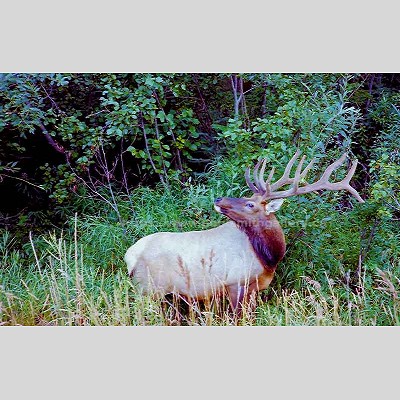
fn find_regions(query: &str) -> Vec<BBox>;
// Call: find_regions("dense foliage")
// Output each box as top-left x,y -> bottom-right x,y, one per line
0,73 -> 399,325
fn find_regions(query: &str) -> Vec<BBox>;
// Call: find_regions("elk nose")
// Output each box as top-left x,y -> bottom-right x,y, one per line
214,197 -> 223,203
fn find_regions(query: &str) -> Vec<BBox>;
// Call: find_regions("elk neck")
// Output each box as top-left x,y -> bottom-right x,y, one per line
236,214 -> 286,271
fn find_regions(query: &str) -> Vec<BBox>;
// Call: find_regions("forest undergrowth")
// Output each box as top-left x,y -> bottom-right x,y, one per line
1,175 -> 399,326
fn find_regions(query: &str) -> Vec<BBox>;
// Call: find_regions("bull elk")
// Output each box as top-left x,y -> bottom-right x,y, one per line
124,150 -> 364,311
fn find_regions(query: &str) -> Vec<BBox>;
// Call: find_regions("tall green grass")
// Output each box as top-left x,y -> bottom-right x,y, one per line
1,174 -> 399,326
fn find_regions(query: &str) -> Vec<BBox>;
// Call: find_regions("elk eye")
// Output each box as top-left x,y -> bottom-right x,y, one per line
246,202 -> 254,208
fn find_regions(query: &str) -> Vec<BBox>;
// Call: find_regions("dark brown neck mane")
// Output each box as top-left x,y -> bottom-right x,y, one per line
237,217 -> 286,270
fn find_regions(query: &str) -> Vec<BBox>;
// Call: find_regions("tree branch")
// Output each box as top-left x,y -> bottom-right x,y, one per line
139,112 -> 168,187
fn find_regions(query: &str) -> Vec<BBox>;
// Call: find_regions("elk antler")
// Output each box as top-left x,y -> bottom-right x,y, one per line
245,150 -> 365,203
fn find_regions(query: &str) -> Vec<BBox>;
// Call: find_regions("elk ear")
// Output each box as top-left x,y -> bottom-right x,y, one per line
265,198 -> 285,215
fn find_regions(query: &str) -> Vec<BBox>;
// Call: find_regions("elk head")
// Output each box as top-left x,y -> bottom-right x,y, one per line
214,150 -> 364,227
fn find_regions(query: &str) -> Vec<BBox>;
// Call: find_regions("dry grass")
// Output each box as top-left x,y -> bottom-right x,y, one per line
1,203 -> 399,326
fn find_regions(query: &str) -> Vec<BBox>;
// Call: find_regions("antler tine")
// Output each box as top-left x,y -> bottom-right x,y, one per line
264,167 -> 275,197
258,159 -> 268,192
343,158 -> 358,184
293,155 -> 306,192
253,160 -> 263,191
270,150 -> 301,191
263,152 -> 364,203
246,150 -> 364,203
300,158 -> 315,180
315,154 -> 365,203
318,152 -> 347,184
245,158 -> 273,196
341,159 -> 365,203
266,167 -> 275,184
245,166 -> 259,194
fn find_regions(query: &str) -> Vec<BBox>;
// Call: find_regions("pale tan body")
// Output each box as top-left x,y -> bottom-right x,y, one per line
124,221 -> 274,304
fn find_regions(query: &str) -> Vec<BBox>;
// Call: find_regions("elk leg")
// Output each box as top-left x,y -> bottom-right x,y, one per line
227,285 -> 245,314
228,279 -> 265,317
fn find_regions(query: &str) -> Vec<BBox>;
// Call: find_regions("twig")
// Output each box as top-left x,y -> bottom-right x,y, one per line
40,83 -> 65,115
191,74 -> 215,141
261,82 -> 268,117
230,74 -> 242,119
154,118 -> 171,179
98,142 -> 123,224
72,168 -> 121,218
29,231 -> 42,277
119,139 -> 135,212
359,217 -> 379,265
139,112 -> 168,187
0,173 -> 46,190
26,100 -> 69,159
152,90 -> 184,176
365,74 -> 375,113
